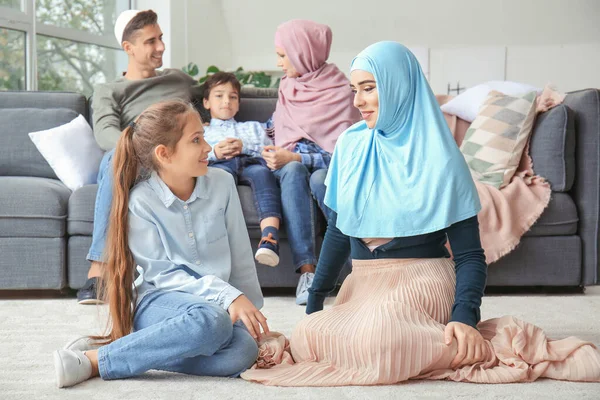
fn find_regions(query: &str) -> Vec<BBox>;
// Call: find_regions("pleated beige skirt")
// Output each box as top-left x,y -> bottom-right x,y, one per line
241,258 -> 600,386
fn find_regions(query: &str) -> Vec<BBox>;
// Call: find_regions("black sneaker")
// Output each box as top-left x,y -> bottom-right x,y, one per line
76,277 -> 104,305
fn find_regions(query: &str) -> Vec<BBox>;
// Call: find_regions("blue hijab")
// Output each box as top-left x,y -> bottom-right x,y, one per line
324,42 -> 481,238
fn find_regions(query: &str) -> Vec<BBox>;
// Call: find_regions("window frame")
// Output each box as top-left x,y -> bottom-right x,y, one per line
0,0 -> 132,91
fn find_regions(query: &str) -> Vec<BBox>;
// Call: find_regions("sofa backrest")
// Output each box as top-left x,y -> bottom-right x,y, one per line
235,88 -> 278,123
0,91 -> 88,178
529,104 -> 576,192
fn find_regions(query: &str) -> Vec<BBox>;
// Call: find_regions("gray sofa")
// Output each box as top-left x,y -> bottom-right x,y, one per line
0,88 -> 598,292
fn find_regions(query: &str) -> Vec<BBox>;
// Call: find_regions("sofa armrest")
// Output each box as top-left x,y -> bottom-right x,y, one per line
564,89 -> 600,285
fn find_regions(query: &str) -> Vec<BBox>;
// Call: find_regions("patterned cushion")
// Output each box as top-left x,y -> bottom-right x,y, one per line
460,90 -> 537,189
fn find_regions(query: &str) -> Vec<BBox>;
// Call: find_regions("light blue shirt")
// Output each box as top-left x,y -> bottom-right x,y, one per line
129,168 -> 264,311
204,118 -> 273,160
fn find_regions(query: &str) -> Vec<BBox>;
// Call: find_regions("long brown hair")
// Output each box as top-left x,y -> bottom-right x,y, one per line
96,100 -> 199,343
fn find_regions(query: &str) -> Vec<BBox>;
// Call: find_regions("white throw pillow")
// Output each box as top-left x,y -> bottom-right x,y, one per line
440,81 -> 542,122
29,114 -> 104,191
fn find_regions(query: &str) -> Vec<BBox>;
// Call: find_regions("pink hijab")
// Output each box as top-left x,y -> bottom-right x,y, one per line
273,20 -> 360,153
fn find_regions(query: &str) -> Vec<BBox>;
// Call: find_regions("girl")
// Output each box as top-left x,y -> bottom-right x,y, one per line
241,42 -> 600,386
261,19 -> 361,305
54,100 -> 268,388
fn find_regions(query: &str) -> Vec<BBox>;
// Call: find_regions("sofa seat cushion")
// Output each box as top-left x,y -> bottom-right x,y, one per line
525,192 -> 578,236
68,184 -> 98,235
68,183 -> 325,239
69,185 -> 270,237
529,104 -> 576,192
0,176 -> 70,237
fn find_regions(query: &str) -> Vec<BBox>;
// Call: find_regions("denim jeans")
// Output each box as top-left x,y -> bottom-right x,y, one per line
209,156 -> 282,221
272,161 -> 318,270
87,149 -> 115,262
309,168 -> 332,222
97,290 -> 258,380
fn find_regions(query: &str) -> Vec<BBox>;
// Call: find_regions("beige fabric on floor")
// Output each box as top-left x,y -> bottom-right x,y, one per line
242,258 -> 600,386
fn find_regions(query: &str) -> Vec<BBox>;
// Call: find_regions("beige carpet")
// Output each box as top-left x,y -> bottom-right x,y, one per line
1,287 -> 600,399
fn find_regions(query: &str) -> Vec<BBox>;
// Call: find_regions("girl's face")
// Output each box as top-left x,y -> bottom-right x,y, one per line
275,47 -> 300,78
203,81 -> 240,121
164,113 -> 212,177
350,69 -> 379,129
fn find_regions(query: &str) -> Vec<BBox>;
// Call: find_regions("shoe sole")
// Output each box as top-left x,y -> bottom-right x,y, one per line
77,298 -> 105,305
255,248 -> 279,267
53,350 -> 66,388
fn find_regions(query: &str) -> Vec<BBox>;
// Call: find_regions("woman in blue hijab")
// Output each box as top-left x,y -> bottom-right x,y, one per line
241,42 -> 600,386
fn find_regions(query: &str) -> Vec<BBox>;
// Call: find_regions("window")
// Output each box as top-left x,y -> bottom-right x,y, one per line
0,0 -> 130,94
0,28 -> 26,90
0,0 -> 22,10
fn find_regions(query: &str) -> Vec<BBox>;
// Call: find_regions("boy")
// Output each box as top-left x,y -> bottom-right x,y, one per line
203,72 -> 281,267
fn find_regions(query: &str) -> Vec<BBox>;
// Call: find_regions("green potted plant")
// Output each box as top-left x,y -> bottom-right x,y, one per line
182,63 -> 280,88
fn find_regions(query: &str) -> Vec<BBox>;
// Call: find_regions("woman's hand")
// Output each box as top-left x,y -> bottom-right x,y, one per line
444,321 -> 487,368
228,295 -> 270,340
261,145 -> 301,170
214,138 -> 243,159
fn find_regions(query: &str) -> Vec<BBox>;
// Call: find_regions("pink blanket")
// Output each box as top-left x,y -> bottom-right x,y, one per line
436,94 -> 553,263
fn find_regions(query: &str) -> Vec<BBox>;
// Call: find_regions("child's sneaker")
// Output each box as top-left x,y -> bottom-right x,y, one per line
255,230 -> 280,267
53,349 -> 93,388
296,272 -> 315,305
64,336 -> 103,352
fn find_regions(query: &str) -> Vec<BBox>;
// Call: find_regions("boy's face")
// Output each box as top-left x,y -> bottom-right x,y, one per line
203,82 -> 240,121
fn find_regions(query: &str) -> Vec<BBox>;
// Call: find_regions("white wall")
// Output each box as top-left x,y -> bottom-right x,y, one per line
134,0 -> 173,67
142,0 -> 600,91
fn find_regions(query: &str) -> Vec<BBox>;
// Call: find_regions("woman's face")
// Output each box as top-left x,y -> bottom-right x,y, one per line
350,69 -> 379,129
275,47 -> 300,78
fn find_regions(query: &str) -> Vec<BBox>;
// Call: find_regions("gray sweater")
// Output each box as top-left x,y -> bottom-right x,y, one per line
91,69 -> 201,150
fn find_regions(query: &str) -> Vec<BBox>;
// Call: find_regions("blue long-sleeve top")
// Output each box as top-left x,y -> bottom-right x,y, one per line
307,212 -> 487,328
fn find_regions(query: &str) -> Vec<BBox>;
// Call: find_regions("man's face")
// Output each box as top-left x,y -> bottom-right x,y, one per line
124,24 -> 165,71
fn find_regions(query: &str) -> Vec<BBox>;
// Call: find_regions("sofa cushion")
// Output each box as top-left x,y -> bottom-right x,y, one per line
460,90 -> 538,189
0,108 -> 79,178
0,176 -> 70,237
236,97 -> 278,123
68,183 -> 324,240
68,184 -> 98,236
529,104 -> 576,192
525,192 -> 578,236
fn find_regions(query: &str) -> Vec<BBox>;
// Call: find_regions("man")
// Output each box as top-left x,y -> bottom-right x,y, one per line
77,9 -> 201,304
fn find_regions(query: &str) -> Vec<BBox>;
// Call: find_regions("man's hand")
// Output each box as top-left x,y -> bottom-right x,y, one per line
261,145 -> 301,170
214,138 -> 243,159
228,295 -> 270,340
444,321 -> 487,368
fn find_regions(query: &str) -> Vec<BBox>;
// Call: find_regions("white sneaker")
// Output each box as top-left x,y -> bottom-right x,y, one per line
53,349 -> 93,388
296,272 -> 315,306
64,336 -> 102,352
254,247 -> 280,267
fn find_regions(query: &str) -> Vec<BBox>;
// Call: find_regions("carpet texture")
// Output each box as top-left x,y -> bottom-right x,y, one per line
1,287 -> 599,399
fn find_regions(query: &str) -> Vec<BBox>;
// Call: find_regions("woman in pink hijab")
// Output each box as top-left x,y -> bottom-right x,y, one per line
261,19 -> 360,306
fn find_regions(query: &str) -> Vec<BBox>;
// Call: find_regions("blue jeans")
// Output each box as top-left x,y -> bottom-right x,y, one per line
87,149 -> 115,262
97,290 -> 258,380
209,156 -> 282,221
273,161 -> 318,271
309,168 -> 332,222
